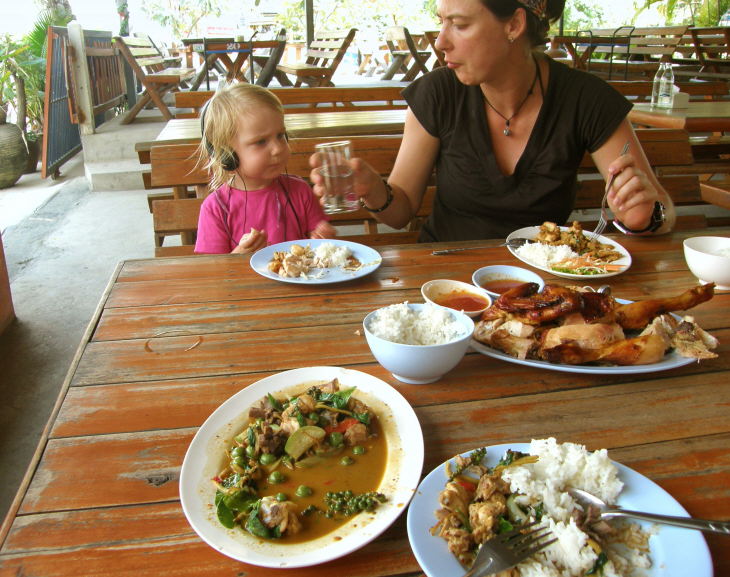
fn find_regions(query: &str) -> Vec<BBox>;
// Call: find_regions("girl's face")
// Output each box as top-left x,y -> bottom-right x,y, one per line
230,106 -> 289,189
435,0 -> 512,85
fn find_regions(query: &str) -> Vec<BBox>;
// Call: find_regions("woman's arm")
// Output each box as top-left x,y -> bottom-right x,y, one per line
590,118 -> 676,234
310,109 -> 440,230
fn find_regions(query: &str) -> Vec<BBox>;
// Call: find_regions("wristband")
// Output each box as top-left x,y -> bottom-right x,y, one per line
613,201 -> 666,234
359,180 -> 394,213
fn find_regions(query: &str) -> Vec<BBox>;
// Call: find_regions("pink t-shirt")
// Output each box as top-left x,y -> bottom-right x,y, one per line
194,175 -> 328,254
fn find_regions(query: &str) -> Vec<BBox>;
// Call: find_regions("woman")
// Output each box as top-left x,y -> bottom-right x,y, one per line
311,0 -> 676,241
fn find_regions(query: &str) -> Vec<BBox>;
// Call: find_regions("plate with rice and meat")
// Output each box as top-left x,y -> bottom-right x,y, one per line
506,222 -> 631,279
250,239 -> 382,284
406,438 -> 712,577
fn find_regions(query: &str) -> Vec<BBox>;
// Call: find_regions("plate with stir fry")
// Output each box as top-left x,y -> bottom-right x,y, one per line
406,441 -> 712,577
180,366 -> 423,568
506,222 -> 631,279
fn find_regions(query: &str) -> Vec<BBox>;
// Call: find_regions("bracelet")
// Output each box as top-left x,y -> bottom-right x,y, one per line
359,180 -> 394,213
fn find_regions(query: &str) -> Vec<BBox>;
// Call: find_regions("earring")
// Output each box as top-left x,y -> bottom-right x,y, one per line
508,36 -> 514,43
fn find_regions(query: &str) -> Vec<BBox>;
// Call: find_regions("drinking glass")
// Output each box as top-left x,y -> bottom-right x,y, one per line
315,140 -> 359,214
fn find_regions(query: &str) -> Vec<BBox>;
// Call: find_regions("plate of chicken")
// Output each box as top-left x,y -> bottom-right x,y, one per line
471,283 -> 718,374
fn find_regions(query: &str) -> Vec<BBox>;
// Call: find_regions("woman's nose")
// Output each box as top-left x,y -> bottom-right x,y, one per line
434,30 -> 447,52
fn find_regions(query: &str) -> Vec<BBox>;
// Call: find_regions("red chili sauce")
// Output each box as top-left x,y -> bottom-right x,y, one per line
433,290 -> 489,312
480,278 -> 525,294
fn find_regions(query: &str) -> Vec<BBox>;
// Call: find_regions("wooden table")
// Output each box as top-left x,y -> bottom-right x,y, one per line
629,101 -> 730,131
182,38 -> 281,90
1,228 -> 728,576
146,108 -> 407,149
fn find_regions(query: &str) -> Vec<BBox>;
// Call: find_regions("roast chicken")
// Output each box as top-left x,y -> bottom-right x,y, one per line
474,283 -> 718,366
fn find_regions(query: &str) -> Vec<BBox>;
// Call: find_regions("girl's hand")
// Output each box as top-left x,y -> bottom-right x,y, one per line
605,153 -> 657,229
310,221 -> 336,239
232,228 -> 268,254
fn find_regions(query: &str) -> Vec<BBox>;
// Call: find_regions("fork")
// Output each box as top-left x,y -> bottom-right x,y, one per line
590,142 -> 630,241
464,521 -> 556,577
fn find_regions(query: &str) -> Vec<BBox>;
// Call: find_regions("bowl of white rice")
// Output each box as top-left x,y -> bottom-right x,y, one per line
363,302 -> 474,384
683,236 -> 730,290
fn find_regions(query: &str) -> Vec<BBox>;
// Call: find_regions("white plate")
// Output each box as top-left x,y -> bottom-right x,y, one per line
180,366 -> 424,568
506,226 -> 632,279
471,298 -> 695,374
250,239 -> 382,284
407,443 -> 712,577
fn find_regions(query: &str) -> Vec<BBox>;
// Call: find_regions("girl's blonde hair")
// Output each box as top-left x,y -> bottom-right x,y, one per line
199,83 -> 285,191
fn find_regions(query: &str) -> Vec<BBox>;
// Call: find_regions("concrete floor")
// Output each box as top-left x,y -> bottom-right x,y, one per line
0,154 -> 154,522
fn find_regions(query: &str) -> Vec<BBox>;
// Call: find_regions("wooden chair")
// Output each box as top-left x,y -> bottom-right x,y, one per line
581,26 -> 689,80
174,85 -> 406,118
114,35 -> 196,124
251,28 -> 288,87
275,28 -> 357,87
608,79 -> 729,102
381,26 -> 431,81
690,27 -> 730,74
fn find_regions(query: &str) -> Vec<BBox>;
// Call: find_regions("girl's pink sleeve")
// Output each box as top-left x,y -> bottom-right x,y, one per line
194,196 -> 233,254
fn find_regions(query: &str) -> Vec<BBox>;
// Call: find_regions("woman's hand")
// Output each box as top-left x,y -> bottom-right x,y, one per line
309,154 -> 382,206
310,220 -> 336,239
605,152 -> 657,230
232,228 -> 268,254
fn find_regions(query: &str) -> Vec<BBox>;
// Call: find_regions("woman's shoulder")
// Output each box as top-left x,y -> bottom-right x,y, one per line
548,57 -> 619,95
403,66 -> 465,100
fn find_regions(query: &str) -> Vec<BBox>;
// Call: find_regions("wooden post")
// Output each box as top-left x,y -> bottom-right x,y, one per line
67,21 -> 95,136
0,232 -> 15,334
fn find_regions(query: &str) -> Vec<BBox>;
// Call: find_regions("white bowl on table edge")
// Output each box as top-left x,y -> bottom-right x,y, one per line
683,236 -> 730,290
471,265 -> 545,299
363,303 -> 474,385
421,279 -> 492,318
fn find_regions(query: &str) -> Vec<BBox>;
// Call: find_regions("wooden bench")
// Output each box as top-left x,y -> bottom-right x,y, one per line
149,129 -> 727,256
690,26 -> 730,74
275,29 -> 357,87
174,85 -> 407,118
114,35 -> 196,124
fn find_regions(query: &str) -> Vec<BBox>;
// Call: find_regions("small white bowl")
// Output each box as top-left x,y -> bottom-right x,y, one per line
421,279 -> 492,318
472,265 -> 545,299
363,303 -> 474,384
683,236 -> 730,290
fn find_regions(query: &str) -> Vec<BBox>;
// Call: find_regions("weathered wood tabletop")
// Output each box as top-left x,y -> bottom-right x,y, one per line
629,101 -> 730,132
1,228 -> 728,576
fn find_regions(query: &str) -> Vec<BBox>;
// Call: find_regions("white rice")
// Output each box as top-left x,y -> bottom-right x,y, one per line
313,242 -> 351,268
366,302 -> 466,345
516,242 -> 579,268
500,438 -> 647,577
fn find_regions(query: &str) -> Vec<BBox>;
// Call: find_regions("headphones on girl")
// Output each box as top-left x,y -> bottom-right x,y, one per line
200,99 -> 240,171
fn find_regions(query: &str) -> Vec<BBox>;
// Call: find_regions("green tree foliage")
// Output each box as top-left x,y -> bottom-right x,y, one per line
558,0 -> 606,32
635,0 -> 730,25
142,0 -> 224,40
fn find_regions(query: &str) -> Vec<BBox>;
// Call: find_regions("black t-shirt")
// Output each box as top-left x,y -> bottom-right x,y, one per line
403,58 -> 632,242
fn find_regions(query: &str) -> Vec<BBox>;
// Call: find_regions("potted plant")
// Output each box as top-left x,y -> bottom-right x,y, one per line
0,34 -> 28,188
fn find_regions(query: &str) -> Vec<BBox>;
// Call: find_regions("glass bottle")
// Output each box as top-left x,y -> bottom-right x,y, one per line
657,62 -> 675,109
651,62 -> 665,107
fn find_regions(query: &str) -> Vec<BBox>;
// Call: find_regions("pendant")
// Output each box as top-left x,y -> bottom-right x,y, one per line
503,120 -> 511,137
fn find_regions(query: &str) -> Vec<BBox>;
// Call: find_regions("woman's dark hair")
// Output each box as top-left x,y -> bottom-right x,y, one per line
482,0 -> 565,46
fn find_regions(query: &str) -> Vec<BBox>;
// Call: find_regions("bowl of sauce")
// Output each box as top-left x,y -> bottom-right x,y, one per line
472,265 -> 545,299
421,279 -> 492,318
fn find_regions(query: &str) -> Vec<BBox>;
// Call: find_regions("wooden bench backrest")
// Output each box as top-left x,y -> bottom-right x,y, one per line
174,86 -> 407,118
115,35 -> 166,73
690,26 -> 730,72
304,28 -> 357,67
583,25 -> 688,59
150,129 -> 708,256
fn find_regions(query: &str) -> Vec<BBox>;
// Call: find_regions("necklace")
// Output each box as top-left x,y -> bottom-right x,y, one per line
482,56 -> 541,136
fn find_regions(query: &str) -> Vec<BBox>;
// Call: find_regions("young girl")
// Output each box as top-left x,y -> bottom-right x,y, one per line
195,83 -> 335,254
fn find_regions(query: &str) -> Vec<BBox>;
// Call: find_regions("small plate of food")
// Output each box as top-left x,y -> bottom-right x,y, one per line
179,366 -> 423,568
471,283 -> 718,374
250,239 -> 382,284
406,439 -> 712,577
506,222 -> 631,279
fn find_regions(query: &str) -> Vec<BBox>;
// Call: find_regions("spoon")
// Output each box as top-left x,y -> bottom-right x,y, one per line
569,488 -> 730,535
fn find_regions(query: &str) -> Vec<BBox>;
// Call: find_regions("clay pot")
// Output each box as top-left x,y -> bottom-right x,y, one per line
0,113 -> 28,188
